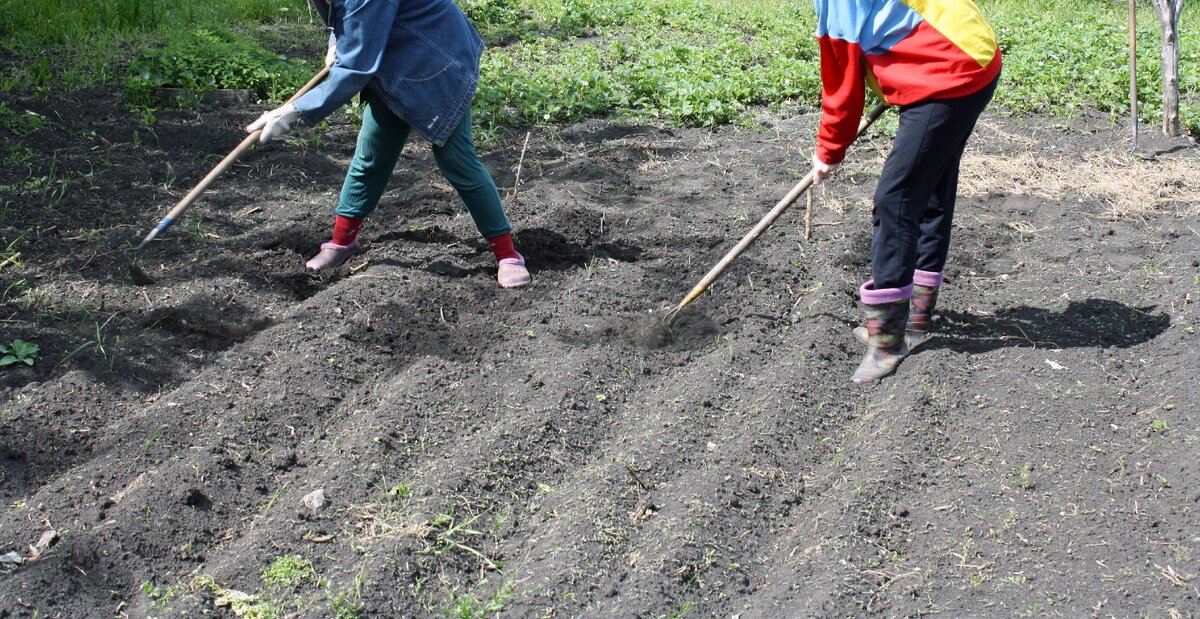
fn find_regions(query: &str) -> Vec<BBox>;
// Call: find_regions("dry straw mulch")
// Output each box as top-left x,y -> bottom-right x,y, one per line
960,120 -> 1200,219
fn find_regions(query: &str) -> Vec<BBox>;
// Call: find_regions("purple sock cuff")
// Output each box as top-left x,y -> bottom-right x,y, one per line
859,280 -> 913,304
913,269 -> 944,287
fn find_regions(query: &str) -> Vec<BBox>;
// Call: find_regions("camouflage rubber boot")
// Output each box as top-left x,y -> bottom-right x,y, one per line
853,270 -> 942,350
904,283 -> 939,349
851,297 -> 910,384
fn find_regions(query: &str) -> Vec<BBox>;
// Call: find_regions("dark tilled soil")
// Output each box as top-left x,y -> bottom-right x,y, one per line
1,88 -> 1198,618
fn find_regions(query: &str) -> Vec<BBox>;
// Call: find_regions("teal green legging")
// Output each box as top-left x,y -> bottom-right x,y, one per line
336,90 -> 511,239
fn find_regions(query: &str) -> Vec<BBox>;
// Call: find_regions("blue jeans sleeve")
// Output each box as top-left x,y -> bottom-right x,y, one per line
293,0 -> 400,124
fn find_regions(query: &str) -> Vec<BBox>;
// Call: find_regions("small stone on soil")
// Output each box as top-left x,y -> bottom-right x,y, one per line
302,489 -> 326,512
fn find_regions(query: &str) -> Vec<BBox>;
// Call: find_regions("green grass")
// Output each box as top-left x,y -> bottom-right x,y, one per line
469,0 -> 1200,133
0,0 -> 317,92
181,555 -> 363,618
0,0 -> 1196,134
0,101 -> 50,135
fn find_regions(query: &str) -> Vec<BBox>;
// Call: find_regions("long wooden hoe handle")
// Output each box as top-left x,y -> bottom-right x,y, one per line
671,102 -> 890,315
131,67 -> 331,250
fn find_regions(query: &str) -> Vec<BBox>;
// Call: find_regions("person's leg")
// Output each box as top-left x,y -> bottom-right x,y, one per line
907,77 -> 997,344
431,109 -> 529,288
914,158 -> 962,275
308,91 -> 411,270
337,91 -> 412,221
914,77 -> 996,274
430,108 -> 511,239
871,101 -> 966,291
855,87 -> 991,382
854,102 -> 957,381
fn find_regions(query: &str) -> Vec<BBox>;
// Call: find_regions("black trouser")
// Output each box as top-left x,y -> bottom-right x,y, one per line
870,75 -> 998,291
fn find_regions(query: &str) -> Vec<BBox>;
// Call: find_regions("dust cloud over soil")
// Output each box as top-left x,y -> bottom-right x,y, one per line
2,90 -> 1199,617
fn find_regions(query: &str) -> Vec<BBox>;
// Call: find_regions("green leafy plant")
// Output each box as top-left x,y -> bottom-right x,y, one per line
471,0 -> 822,131
124,28 -> 314,107
469,0 -> 1200,135
0,102 -> 50,136
191,574 -> 282,619
1,339 -> 39,366
262,555 -> 319,588
1013,463 -> 1033,490
387,481 -> 413,500
461,0 -> 535,43
141,581 -> 179,607
142,424 -> 166,455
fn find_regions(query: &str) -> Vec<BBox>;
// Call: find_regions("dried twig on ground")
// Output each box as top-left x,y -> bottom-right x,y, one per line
509,130 -> 532,204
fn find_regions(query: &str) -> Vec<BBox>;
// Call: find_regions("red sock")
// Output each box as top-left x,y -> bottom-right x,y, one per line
332,215 -> 364,246
487,232 -> 519,261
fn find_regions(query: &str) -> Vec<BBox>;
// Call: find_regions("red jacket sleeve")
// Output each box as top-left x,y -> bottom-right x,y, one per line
816,36 -> 867,165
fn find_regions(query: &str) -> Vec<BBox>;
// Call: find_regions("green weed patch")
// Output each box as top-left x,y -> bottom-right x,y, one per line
123,29 -> 314,106
474,0 -> 820,129
0,102 -> 50,136
993,12 -> 1200,131
469,0 -> 1199,134
0,0 -> 1196,133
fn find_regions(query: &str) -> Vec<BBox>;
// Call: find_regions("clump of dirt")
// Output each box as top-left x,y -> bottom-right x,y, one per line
636,308 -> 677,349
1,86 -> 1198,618
634,307 -> 722,351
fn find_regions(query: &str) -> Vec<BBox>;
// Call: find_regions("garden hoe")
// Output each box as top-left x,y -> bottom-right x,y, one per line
123,67 -> 330,285
642,102 -> 890,346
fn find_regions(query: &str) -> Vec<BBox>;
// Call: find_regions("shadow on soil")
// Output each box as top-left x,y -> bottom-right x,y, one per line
518,227 -> 645,271
933,298 -> 1169,351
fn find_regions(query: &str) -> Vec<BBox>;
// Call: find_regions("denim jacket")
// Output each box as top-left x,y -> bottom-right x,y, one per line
295,0 -> 484,146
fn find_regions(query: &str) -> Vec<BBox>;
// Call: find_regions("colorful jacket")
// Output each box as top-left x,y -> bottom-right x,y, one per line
295,0 -> 484,146
814,0 -> 1002,164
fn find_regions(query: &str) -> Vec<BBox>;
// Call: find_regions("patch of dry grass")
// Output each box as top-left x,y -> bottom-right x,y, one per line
821,118 -> 1200,221
960,150 -> 1200,219
351,502 -> 431,542
959,121 -> 1200,219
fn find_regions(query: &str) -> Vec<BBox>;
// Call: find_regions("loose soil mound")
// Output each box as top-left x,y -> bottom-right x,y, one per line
1,90 -> 1198,617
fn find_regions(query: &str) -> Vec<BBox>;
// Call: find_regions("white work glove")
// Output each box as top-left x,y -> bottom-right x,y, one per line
325,42 -> 336,67
811,152 -> 840,185
246,103 -> 299,144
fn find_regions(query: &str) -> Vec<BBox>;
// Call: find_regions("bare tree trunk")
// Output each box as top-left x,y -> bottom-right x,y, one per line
1151,0 -> 1184,137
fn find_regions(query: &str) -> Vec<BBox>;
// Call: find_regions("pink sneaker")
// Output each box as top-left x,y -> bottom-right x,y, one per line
497,253 -> 531,288
305,240 -> 359,271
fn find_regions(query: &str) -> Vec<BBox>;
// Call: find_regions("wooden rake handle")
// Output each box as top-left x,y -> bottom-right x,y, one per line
671,102 -> 890,315
133,67 -> 330,249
